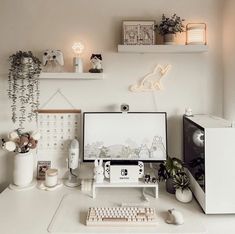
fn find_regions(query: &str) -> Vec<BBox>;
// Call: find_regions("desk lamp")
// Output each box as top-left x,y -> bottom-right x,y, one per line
72,42 -> 84,73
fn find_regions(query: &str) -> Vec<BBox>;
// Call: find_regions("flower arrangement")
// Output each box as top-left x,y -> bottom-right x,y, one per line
155,14 -> 185,36
8,51 -> 41,129
1,129 -> 40,153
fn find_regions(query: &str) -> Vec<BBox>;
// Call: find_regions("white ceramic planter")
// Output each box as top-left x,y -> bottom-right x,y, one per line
175,188 -> 193,203
164,33 -> 176,45
13,152 -> 34,187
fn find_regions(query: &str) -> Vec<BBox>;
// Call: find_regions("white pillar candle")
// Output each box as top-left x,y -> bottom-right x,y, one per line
45,169 -> 58,187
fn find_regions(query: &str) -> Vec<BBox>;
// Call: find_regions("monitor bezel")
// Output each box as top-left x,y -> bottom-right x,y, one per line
82,112 -> 168,163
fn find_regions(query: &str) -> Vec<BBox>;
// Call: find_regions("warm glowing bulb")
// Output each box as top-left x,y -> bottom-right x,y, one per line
72,42 -> 84,56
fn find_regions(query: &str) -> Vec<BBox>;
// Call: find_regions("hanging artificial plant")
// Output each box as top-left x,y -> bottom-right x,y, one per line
8,51 -> 41,129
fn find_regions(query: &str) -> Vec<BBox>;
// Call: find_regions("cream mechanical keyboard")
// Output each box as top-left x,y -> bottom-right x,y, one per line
86,206 -> 158,226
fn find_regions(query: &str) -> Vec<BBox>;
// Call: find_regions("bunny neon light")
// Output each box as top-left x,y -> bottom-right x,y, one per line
130,64 -> 171,92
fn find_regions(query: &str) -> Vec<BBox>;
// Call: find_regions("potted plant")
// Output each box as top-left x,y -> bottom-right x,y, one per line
8,51 -> 41,129
173,172 -> 192,203
158,157 -> 184,194
155,14 -> 185,45
1,129 -> 40,187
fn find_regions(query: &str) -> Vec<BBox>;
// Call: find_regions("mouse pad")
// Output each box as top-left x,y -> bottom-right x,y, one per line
48,187 -> 206,233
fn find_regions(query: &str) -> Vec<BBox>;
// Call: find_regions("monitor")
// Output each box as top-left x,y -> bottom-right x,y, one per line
83,112 -> 167,162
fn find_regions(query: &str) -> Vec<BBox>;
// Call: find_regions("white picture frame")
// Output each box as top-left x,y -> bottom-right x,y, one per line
123,20 -> 155,45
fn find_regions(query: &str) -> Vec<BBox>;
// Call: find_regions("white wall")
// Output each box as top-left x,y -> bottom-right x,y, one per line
223,0 -> 235,120
0,0 -> 224,191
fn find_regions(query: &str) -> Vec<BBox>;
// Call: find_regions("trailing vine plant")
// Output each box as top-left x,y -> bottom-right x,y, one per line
8,51 -> 41,129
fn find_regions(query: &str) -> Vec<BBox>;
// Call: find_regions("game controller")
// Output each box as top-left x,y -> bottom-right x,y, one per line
104,161 -> 144,179
42,50 -> 64,66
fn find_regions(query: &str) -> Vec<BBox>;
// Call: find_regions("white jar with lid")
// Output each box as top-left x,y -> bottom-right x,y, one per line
45,169 -> 58,187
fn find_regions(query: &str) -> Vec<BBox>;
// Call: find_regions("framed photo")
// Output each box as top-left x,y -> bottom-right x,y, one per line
123,20 -> 155,45
37,161 -> 51,180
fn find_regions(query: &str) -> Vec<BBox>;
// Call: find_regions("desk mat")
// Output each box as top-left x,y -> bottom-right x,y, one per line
48,187 -> 205,234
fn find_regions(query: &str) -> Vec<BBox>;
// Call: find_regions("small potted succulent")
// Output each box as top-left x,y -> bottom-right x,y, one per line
155,14 -> 185,45
2,129 -> 40,187
8,51 -> 41,129
158,157 -> 184,194
173,172 -> 192,203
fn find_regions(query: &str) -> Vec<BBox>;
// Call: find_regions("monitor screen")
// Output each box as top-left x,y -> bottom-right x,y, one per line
83,112 -> 167,162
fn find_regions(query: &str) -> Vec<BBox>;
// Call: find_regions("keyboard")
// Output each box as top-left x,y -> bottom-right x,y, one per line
86,206 -> 158,226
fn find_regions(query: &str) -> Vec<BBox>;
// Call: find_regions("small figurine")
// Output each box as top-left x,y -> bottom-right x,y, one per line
144,174 -> 151,183
42,49 -> 64,72
185,107 -> 193,117
94,159 -> 104,183
166,209 -> 184,225
89,54 -> 103,73
151,177 -> 157,183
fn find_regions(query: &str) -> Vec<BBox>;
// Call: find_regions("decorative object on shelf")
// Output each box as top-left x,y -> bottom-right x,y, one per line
1,129 -> 40,188
173,172 -> 192,203
89,54 -> 103,73
185,107 -> 193,117
72,42 -> 84,73
8,51 -> 41,129
144,174 -> 157,184
130,64 -> 171,92
155,14 -> 185,45
42,50 -> 64,72
166,209 -> 184,225
157,157 -> 184,194
94,159 -> 104,183
123,21 -> 155,45
37,161 -> 51,180
186,23 -> 207,45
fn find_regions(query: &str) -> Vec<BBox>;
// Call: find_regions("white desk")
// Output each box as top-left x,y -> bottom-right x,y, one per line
0,183 -> 235,234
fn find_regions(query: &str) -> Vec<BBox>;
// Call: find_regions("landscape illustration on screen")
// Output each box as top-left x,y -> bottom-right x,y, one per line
84,135 -> 166,160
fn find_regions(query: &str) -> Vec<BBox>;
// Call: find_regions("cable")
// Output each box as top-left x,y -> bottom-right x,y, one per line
70,168 -> 77,177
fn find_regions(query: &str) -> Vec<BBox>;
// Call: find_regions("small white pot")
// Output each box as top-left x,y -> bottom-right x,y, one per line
13,152 -> 34,187
175,188 -> 193,203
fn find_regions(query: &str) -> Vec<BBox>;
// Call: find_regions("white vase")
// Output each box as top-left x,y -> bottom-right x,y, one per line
13,152 -> 34,187
175,188 -> 193,203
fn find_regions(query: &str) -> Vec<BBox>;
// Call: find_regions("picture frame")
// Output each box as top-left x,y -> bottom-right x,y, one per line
123,20 -> 155,45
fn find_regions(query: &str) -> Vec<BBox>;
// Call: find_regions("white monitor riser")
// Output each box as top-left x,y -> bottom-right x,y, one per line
92,179 -> 158,199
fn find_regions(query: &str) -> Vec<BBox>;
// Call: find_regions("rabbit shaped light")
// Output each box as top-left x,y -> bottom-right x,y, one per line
130,64 -> 171,92
93,159 -> 104,183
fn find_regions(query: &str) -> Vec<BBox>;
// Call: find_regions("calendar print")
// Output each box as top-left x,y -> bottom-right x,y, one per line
38,111 -> 80,153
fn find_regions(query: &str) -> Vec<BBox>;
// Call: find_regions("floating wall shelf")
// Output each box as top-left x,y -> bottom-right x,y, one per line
118,45 -> 209,54
39,72 -> 104,80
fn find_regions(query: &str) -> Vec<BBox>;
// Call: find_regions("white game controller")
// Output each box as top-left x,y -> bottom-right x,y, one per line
104,161 -> 144,179
42,50 -> 64,66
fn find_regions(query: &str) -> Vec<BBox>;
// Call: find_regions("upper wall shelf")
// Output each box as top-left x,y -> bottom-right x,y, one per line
118,45 -> 209,54
39,72 -> 104,80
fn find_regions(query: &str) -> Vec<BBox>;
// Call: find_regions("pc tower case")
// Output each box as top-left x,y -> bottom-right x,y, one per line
183,114 -> 235,214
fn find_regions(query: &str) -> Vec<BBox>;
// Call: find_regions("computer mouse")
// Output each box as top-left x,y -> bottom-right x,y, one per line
166,208 -> 184,225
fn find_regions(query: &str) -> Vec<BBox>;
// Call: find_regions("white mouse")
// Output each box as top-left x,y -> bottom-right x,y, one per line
166,209 -> 184,225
